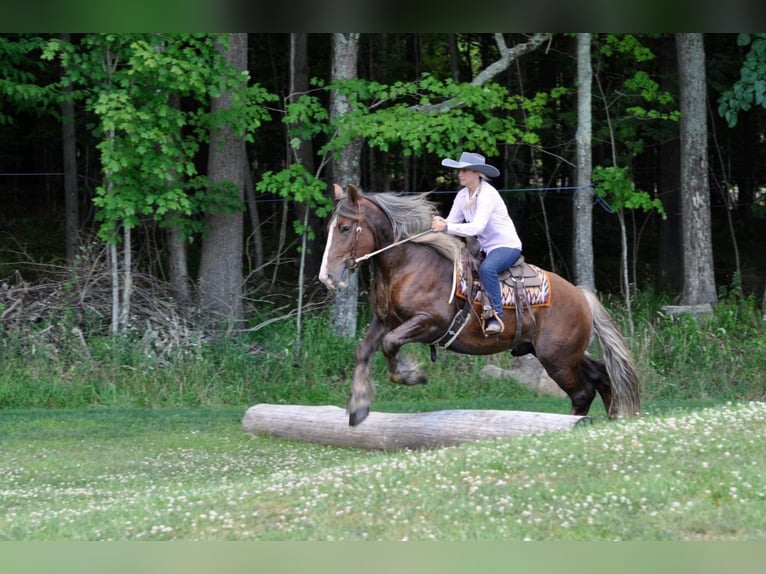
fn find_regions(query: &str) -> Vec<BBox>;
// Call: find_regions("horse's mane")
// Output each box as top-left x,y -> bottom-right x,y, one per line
336,190 -> 463,265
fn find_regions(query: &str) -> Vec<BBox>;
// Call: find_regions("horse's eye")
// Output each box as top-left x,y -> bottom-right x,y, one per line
340,224 -> 353,234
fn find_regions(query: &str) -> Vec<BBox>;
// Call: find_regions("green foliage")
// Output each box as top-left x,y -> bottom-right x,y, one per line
718,33 -> 766,127
592,165 -> 666,216
599,34 -> 656,61
272,70 -> 560,243
42,33 -> 277,243
256,164 -> 332,239
623,71 -> 680,121
284,73 -> 558,162
0,34 -> 58,125
256,164 -> 331,214
593,34 -> 679,162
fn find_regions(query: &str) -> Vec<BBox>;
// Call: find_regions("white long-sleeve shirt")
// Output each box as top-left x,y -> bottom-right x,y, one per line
444,181 -> 522,253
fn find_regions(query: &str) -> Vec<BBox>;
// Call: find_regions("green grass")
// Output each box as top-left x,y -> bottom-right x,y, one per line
2,401 -> 765,540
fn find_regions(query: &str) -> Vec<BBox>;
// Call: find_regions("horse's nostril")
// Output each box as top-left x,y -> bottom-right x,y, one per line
318,271 -> 333,288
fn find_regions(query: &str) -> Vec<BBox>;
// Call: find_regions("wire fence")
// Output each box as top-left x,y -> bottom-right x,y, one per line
0,172 -> 614,215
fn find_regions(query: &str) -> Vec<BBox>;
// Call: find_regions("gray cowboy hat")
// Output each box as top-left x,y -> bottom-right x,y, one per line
441,152 -> 500,178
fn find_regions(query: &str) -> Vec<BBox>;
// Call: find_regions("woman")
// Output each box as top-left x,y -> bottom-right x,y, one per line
431,152 -> 522,335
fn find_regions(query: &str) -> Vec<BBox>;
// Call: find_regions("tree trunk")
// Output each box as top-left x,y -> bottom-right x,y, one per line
762,281 -> 766,320
573,33 -> 595,290
60,34 -> 79,264
738,108 -> 757,219
657,29 -> 682,294
109,240 -> 119,335
676,33 -> 716,306
165,93 -> 191,307
329,33 -> 362,338
289,33 -> 320,282
289,33 -> 319,359
198,33 -> 248,332
658,141 -> 682,294
166,226 -> 191,307
243,155 -> 264,279
448,33 -> 459,81
120,225 -> 132,327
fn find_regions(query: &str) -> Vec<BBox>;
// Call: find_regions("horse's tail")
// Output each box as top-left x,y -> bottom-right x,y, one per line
579,287 -> 641,417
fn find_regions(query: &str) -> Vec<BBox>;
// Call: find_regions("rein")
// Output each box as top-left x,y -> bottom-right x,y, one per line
344,228 -> 434,270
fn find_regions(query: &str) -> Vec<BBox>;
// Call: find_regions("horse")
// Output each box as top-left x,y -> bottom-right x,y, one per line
319,183 -> 641,427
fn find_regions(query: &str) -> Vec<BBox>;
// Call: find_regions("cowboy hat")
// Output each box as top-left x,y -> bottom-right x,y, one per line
441,152 -> 500,178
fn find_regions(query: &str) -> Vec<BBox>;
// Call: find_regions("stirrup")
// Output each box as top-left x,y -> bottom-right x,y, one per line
483,313 -> 504,336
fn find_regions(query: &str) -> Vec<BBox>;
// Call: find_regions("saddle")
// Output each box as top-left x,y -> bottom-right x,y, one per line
457,238 -> 551,344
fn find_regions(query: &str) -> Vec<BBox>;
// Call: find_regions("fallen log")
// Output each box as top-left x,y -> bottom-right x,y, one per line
242,404 -> 591,451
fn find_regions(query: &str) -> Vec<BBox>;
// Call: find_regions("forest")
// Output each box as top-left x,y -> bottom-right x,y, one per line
1,33 -> 765,340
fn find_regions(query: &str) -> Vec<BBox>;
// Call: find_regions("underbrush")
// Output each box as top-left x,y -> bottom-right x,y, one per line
1,288 -> 764,409
625,288 -> 766,402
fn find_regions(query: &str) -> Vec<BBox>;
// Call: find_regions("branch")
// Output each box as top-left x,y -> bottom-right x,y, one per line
473,33 -> 552,86
412,33 -> 552,113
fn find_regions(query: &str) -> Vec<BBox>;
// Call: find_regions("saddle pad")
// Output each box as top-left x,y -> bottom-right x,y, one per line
456,264 -> 552,309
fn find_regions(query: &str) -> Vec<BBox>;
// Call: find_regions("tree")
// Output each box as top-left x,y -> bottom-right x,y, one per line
165,93 -> 192,307
46,33 -> 200,332
290,32 -> 321,357
717,32 -> 766,316
573,33 -> 594,291
588,35 -> 673,327
592,165 -> 664,331
198,33 -> 249,332
328,32 -> 363,338
676,33 -> 716,306
59,33 -> 79,264
47,34 -> 220,332
289,33 -> 320,282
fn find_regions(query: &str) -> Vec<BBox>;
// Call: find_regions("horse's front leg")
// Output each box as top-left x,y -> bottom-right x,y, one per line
347,316 -> 387,427
382,314 -> 436,387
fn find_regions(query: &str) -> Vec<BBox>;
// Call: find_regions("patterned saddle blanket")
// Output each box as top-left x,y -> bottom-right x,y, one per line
455,261 -> 552,309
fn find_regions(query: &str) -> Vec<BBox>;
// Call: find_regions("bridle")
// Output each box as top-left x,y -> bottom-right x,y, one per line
343,221 -> 364,271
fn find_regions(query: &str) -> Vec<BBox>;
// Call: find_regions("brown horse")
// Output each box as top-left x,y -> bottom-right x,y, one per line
319,183 -> 640,426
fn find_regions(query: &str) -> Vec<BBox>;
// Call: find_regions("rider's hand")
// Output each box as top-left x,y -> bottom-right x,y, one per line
431,216 -> 447,232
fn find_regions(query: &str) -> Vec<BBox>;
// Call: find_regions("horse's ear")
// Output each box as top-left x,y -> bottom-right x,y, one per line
347,183 -> 361,202
333,183 -> 344,200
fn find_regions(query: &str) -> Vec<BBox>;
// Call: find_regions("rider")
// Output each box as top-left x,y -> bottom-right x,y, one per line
430,152 -> 522,335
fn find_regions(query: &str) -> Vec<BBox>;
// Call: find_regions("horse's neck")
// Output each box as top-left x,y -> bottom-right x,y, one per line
370,245 -> 406,279
365,206 -> 395,248
372,242 -> 451,289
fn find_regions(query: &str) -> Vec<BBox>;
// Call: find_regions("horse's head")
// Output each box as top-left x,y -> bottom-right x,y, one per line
319,183 -> 379,290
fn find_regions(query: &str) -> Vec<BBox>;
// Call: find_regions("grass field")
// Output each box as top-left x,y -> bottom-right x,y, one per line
2,290 -> 765,544
2,399 -> 765,541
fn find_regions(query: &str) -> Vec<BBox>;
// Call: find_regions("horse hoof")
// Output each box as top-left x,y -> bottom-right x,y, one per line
349,406 -> 369,426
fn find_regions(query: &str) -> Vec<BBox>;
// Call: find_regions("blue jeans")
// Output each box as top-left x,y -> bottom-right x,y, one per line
480,247 -> 521,319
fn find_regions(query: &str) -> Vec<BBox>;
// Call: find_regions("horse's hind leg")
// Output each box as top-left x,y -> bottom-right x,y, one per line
347,317 -> 387,426
385,349 -> 427,387
385,353 -> 428,386
580,356 -> 616,418
537,356 -> 597,416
